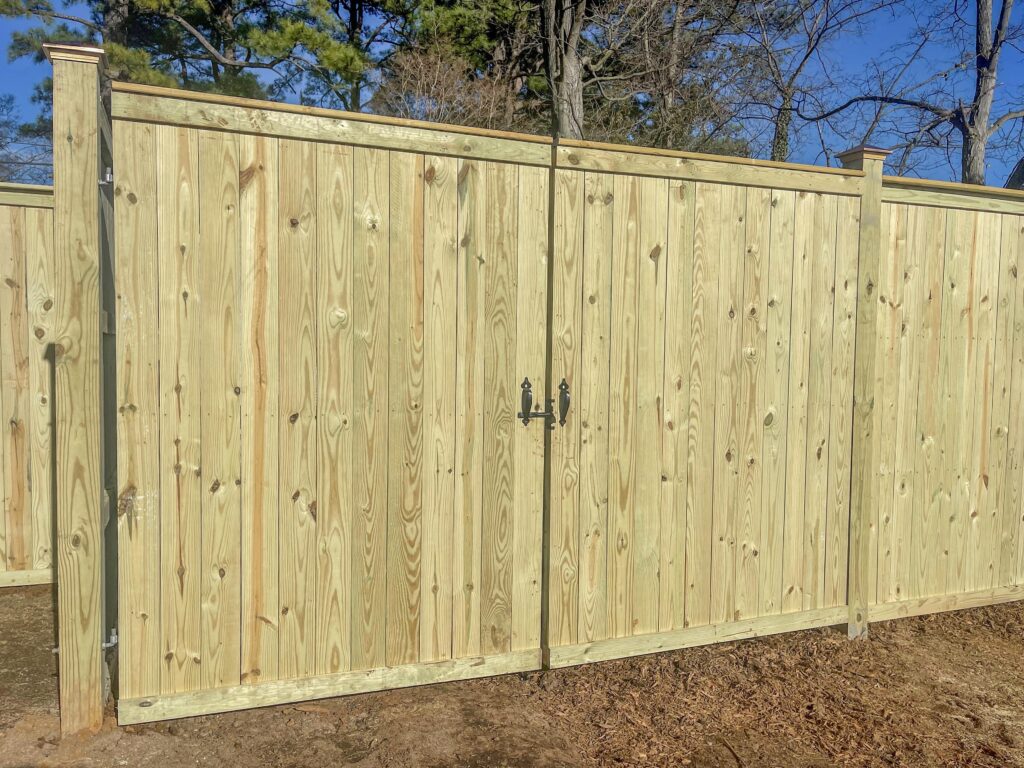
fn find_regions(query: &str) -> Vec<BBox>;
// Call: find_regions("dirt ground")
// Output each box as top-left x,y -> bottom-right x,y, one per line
3,586 -> 1024,767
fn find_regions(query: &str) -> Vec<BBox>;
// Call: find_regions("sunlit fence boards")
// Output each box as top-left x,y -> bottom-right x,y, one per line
32,61 -> 1024,730
869,179 -> 1024,620
545,151 -> 863,666
110,85 -> 549,721
0,183 -> 55,588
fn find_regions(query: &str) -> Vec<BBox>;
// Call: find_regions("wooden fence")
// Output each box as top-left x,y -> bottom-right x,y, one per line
868,178 -> 1024,619
545,155 -> 863,666
33,43 -> 1024,734
0,182 -> 55,589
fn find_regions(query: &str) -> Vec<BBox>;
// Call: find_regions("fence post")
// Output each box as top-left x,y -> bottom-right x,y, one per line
839,145 -> 891,640
43,43 -> 109,734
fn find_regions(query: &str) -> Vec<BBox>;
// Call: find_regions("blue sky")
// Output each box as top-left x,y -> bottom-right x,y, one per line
2,3 -> 1022,184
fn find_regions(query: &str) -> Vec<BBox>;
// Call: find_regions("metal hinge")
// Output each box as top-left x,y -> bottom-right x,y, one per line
98,167 -> 113,187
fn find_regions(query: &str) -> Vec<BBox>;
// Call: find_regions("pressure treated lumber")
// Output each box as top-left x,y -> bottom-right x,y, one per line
839,146 -> 891,639
44,42 -> 108,735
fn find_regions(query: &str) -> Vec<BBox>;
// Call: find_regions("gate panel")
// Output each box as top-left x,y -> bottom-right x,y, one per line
548,164 -> 861,665
114,100 -> 548,720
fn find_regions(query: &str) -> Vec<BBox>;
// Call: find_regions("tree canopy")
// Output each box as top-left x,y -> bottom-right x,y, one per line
2,0 -> 1022,184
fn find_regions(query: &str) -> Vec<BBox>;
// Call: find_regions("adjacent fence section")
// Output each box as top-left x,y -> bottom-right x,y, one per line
0,183 -> 55,588
545,146 -> 864,665
111,83 -> 550,722
869,178 -> 1024,619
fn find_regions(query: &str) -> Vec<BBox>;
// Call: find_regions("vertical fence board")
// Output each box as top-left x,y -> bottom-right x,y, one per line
239,133 -> 280,685
759,190 -> 795,616
25,206 -> 54,572
420,154 -> 457,662
913,206 -> 948,598
315,143 -> 354,675
737,187 -> 770,620
578,172 -> 613,643
825,196 -> 859,606
549,168 -> 582,647
684,182 -> 720,629
1,206 -> 29,572
990,215 -> 1017,589
198,131 -> 242,688
114,120 -> 160,697
632,176 -> 667,635
511,163 -> 547,653
803,194 -> 837,610
661,180 -> 694,631
607,173 -> 640,638
480,161 -> 516,657
386,151 -> 424,668
711,185 -> 746,624
782,192 -> 813,613
453,158 -> 484,659
351,146 -> 389,671
278,139 -> 319,679
156,125 -> 202,693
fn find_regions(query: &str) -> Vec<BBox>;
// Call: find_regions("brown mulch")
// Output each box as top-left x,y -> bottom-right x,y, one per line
2,585 -> 1023,767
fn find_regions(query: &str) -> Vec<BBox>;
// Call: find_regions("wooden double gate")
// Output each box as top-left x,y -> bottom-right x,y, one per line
107,80 -> 863,721
37,44 -> 1024,733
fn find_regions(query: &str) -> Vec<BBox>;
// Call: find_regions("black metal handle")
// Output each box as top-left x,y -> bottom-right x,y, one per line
518,377 -> 558,428
558,379 -> 570,426
519,378 -> 534,426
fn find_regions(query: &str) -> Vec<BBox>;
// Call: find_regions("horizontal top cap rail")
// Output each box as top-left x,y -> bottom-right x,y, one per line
0,181 -> 55,209
556,138 -> 865,196
882,174 -> 1024,215
111,80 -> 862,192
111,81 -> 554,167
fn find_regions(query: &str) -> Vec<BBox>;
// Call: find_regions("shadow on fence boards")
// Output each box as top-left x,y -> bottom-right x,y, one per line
13,43 -> 1023,735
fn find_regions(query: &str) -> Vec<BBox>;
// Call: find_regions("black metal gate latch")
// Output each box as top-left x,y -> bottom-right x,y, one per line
518,377 -> 571,427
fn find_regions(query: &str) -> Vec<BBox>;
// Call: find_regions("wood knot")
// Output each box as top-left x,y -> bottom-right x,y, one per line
424,165 -> 436,184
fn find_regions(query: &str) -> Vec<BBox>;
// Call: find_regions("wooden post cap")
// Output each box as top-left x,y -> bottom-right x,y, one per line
837,145 -> 892,166
42,43 -> 107,66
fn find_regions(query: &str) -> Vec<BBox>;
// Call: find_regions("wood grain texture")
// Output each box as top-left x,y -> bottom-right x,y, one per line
239,133 -> 280,685
760,190 -> 795,616
198,131 -> 242,688
1,205 -> 30,573
156,125 -> 202,694
737,187 -> 770,620
24,206 -> 55,573
549,169 -> 582,647
632,176 -> 667,635
684,182 -> 721,629
453,159 -> 484,659
661,180 -> 695,631
710,184 -> 746,624
315,143 -> 354,675
351,147 -> 389,671
113,120 -> 161,698
512,164 -> 547,653
480,161 -> 516,656
578,172 -> 614,643
420,154 -> 458,661
278,138 -> 319,679
607,173 -> 641,638
386,151 -> 424,668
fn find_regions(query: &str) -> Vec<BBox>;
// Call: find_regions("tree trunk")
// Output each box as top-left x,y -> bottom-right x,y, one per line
962,129 -> 988,185
771,91 -> 793,162
555,52 -> 584,139
542,0 -> 586,140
